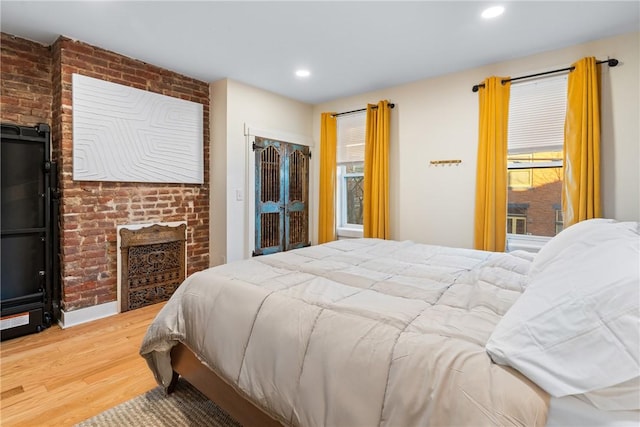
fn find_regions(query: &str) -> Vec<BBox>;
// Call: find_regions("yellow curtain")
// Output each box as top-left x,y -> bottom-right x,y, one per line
563,57 -> 602,228
363,100 -> 391,239
318,112 -> 337,244
474,77 -> 510,252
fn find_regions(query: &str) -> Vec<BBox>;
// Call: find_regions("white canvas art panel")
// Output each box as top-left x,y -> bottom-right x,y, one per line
72,74 -> 203,183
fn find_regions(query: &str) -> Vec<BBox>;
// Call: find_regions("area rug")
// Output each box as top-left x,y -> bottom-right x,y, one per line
76,378 -> 241,427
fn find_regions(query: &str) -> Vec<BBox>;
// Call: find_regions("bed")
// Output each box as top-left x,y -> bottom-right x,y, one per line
140,219 -> 639,426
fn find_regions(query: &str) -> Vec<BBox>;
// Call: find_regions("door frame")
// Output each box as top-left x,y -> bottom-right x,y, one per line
244,124 -> 312,259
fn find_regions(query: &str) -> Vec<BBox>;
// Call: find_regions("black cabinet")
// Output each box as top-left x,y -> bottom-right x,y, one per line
1,123 -> 59,340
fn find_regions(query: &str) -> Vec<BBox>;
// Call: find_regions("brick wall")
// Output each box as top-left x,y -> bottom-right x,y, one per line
2,33 -> 210,312
1,33 -> 52,125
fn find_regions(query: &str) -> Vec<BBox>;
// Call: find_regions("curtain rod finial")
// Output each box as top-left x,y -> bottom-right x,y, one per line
472,85 -> 480,93
608,58 -> 619,67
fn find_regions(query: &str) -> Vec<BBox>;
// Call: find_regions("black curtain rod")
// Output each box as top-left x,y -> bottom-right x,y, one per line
332,103 -> 395,117
471,58 -> 618,93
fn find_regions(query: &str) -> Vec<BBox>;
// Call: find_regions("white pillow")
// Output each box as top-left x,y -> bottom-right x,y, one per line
486,220 -> 640,408
579,376 -> 640,411
528,218 -> 616,279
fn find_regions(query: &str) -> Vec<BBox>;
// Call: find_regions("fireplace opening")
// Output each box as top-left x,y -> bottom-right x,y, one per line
118,223 -> 186,312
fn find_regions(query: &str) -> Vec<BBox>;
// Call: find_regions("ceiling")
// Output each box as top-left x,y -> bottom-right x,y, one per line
1,1 -> 638,104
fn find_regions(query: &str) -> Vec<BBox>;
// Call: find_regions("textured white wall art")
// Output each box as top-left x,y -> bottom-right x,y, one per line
72,74 -> 203,183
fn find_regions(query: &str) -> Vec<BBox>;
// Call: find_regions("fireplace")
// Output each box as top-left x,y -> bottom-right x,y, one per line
117,222 -> 186,312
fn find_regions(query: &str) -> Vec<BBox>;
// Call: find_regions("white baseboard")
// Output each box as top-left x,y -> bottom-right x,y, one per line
58,301 -> 118,329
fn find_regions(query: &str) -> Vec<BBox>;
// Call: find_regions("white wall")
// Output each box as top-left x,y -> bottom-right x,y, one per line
312,31 -> 640,249
209,79 -> 313,265
210,80 -> 228,266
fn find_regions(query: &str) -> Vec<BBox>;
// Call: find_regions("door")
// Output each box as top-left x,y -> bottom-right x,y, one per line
254,137 -> 309,256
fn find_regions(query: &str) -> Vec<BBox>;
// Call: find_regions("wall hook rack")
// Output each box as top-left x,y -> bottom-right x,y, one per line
430,159 -> 462,166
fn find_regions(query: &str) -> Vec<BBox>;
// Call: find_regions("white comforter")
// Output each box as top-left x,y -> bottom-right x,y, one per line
140,238 -> 549,426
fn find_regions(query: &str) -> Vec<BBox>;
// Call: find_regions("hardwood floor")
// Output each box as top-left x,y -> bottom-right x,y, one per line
0,302 -> 165,426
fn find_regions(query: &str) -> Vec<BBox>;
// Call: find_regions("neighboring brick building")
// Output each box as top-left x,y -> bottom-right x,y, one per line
508,165 -> 563,237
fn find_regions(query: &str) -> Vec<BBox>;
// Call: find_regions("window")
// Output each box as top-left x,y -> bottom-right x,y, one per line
507,154 -> 533,189
507,203 -> 528,234
340,163 -> 364,225
507,215 -> 527,234
336,112 -> 366,237
507,75 -> 567,239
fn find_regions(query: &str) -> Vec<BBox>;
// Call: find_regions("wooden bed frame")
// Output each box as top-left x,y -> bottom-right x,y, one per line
168,342 -> 283,426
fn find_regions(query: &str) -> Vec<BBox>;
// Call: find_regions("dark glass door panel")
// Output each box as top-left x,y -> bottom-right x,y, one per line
1,140 -> 45,230
1,233 -> 45,300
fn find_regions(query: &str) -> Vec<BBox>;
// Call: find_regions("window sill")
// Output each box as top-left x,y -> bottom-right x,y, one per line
337,227 -> 363,239
506,234 -> 552,253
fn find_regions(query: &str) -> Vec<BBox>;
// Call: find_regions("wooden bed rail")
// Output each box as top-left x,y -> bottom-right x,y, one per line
169,342 -> 283,426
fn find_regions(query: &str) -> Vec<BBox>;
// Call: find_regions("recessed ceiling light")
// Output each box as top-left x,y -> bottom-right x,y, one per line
295,69 -> 311,78
481,6 -> 505,19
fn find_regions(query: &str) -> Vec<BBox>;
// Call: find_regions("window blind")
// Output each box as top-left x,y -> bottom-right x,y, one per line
337,112 -> 366,163
508,74 -> 568,154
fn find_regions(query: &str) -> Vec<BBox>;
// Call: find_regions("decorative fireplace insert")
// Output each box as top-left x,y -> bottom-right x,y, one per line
119,223 -> 186,312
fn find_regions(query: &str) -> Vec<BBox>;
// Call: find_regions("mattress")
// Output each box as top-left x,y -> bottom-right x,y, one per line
141,238 -> 548,426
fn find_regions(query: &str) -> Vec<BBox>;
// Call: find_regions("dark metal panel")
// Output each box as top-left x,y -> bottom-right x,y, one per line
1,123 -> 55,339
